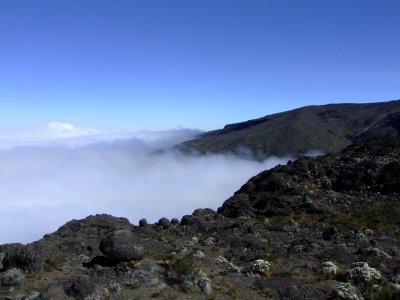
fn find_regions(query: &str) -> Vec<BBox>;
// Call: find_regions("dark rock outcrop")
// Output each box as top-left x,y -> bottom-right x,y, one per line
99,229 -> 144,262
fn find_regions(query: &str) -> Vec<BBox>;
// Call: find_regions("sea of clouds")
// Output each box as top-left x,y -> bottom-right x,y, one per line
0,122 -> 290,244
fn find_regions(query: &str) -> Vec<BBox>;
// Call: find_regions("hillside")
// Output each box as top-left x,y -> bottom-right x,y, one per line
179,99 -> 400,157
1,136 -> 399,299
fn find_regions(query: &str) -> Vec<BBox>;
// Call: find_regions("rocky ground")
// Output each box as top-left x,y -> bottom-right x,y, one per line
1,136 -> 400,300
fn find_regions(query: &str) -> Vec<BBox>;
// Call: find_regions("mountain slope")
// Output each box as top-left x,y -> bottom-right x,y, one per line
180,99 -> 400,156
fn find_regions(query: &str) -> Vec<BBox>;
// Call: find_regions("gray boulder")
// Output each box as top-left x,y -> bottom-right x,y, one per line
1,268 -> 25,286
330,282 -> 362,300
99,229 -> 144,261
347,262 -> 381,283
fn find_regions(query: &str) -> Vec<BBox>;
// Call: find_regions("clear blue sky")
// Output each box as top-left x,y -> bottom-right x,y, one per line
0,0 -> 399,131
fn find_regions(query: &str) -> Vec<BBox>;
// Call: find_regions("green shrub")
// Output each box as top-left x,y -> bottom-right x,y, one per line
171,256 -> 196,277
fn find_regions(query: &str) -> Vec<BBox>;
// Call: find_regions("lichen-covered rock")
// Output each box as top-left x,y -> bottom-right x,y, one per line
330,282 -> 362,300
128,269 -> 160,287
201,236 -> 215,246
127,259 -> 164,288
347,262 -> 381,283
193,250 -> 205,260
196,271 -> 212,295
213,256 -> 228,265
108,282 -> 121,297
251,259 -> 272,275
320,261 -> 338,277
225,262 -> 242,274
366,247 -> 392,259
389,283 -> 400,295
393,273 -> 400,284
16,291 -> 40,299
99,229 -> 144,261
64,275 -> 96,300
1,268 -> 25,286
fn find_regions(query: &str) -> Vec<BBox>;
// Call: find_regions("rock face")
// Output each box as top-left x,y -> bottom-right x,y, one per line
218,136 -> 400,219
179,99 -> 400,156
1,137 -> 400,299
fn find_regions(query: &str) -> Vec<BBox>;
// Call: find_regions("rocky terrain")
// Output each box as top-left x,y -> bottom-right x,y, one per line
179,99 -> 400,157
1,136 -> 400,299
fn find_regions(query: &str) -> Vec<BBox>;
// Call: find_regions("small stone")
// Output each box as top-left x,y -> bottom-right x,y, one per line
103,288 -> 110,298
181,280 -> 194,292
193,250 -> 205,260
251,259 -> 272,275
128,269 -> 159,287
319,261 -> 338,276
202,237 -> 215,246
197,276 -> 212,295
1,268 -> 25,286
364,229 -> 374,235
366,247 -> 392,259
109,282 -> 121,297
389,283 -> 400,294
393,273 -> 400,284
225,262 -> 241,274
213,256 -> 228,265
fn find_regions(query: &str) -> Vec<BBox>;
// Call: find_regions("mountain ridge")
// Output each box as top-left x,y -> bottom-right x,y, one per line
179,99 -> 400,157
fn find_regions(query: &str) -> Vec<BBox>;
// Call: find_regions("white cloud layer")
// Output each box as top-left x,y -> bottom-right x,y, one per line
0,125 -> 289,244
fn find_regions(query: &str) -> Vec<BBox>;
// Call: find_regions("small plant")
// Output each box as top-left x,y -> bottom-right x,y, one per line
44,257 -> 59,271
151,290 -> 165,298
171,256 -> 196,277
208,225 -> 219,234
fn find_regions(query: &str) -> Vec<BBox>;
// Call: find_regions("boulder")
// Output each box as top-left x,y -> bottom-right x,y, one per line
251,259 -> 272,275
330,282 -> 362,300
99,229 -> 144,262
157,218 -> 171,229
1,268 -> 25,286
347,262 -> 381,283
139,218 -> 148,227
319,261 -> 338,277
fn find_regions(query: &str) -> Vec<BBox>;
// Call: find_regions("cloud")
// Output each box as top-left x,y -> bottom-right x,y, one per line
0,122 -> 202,150
44,121 -> 100,138
0,127 -> 289,244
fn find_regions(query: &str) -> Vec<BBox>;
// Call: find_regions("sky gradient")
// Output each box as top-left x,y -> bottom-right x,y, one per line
1,0 -> 399,131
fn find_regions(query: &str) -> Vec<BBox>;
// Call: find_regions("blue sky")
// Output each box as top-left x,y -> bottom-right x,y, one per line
0,0 -> 399,131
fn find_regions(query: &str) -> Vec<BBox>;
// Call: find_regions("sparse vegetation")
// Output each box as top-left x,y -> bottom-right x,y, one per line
171,256 -> 196,277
